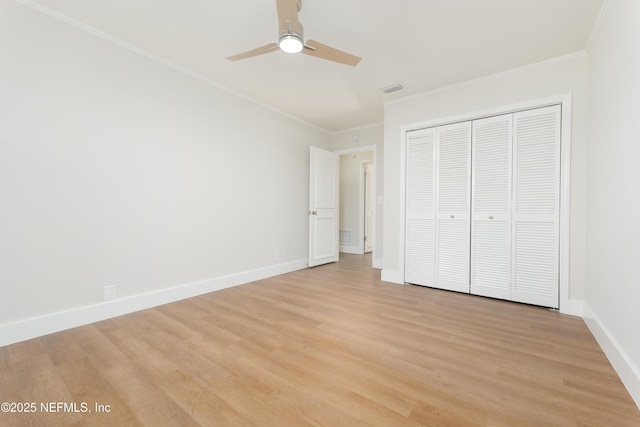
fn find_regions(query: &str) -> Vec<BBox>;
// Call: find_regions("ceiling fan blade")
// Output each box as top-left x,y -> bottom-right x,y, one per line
226,42 -> 280,61
302,39 -> 361,66
276,0 -> 302,33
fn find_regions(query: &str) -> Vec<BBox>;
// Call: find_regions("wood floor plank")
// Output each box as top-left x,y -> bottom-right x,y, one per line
55,355 -> 142,426
158,369 -> 252,426
0,253 -> 638,426
102,362 -> 198,426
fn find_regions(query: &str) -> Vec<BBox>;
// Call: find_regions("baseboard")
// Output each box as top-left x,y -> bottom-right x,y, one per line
561,299 -> 584,316
0,259 -> 308,348
381,269 -> 403,284
373,258 -> 383,269
583,303 -> 640,409
339,245 -> 363,254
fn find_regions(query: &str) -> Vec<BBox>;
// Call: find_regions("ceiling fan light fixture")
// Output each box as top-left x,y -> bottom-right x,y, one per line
279,33 -> 304,54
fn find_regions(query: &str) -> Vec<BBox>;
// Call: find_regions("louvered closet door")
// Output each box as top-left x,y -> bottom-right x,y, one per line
512,105 -> 561,308
405,128 -> 436,286
471,114 -> 512,300
435,122 -> 471,293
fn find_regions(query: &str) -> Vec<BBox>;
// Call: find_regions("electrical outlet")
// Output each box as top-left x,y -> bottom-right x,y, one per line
104,285 -> 116,302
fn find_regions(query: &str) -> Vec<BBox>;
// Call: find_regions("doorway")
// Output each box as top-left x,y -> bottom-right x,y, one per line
337,150 -> 375,260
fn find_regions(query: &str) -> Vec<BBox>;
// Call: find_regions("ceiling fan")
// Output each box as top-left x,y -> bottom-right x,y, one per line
226,0 -> 361,66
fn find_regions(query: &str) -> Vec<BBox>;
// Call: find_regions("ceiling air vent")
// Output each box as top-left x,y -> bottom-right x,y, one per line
381,83 -> 404,94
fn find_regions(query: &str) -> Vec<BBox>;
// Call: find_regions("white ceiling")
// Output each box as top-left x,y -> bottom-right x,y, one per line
24,0 -> 603,133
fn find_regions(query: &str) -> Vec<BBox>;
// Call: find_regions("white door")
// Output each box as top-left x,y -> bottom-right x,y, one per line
405,128 -> 436,287
364,162 -> 375,253
471,114 -> 513,300
309,146 -> 339,267
435,122 -> 471,293
511,105 -> 561,308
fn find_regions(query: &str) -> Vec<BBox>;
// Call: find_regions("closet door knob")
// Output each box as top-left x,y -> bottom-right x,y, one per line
450,215 -> 455,219
489,215 -> 494,220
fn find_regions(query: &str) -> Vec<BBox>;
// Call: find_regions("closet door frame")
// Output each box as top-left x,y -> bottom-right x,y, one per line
397,94 -> 575,315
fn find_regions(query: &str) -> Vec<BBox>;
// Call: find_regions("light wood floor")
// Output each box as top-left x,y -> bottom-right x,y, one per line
1,254 -> 638,426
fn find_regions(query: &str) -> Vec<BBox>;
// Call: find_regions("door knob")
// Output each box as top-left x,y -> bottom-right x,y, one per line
450,215 -> 455,219
489,215 -> 494,220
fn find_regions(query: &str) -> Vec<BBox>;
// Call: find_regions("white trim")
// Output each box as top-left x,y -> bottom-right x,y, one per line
0,259 -> 308,348
583,303 -> 640,409
397,94 -> 574,314
339,245 -> 363,255
585,0 -> 614,53
373,258 -> 384,269
358,160 -> 377,254
385,52 -> 586,107
558,96 -> 573,314
361,161 -> 375,254
397,125 -> 408,285
355,160 -> 366,255
381,269 -> 403,284
15,0 -> 329,135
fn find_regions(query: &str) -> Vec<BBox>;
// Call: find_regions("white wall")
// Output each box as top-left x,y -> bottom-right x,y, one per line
383,54 -> 589,304
333,124 -> 383,267
0,1 -> 330,334
339,151 -> 373,253
584,0 -> 640,406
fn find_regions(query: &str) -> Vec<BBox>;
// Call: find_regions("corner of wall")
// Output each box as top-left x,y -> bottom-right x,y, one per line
563,299 -> 584,317
585,0 -> 614,53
